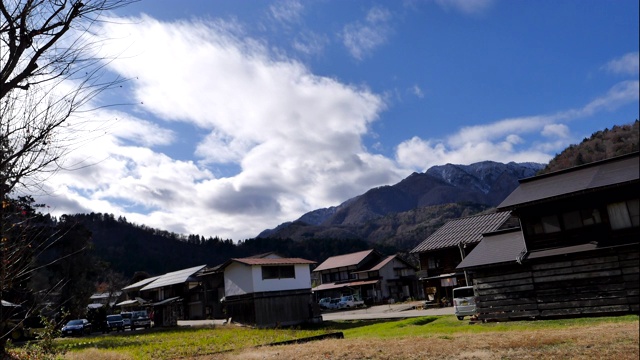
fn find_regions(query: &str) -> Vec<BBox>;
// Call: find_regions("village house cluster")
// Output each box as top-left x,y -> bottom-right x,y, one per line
90,152 -> 639,327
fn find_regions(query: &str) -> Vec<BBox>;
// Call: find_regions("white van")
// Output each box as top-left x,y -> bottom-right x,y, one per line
452,286 -> 476,320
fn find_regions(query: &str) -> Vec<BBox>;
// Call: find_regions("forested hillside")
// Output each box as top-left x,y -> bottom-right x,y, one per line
539,120 -> 638,175
70,213 -> 384,277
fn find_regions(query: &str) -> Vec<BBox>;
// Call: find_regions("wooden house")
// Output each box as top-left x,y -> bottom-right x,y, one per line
458,152 -> 639,321
219,256 -> 317,327
410,211 -> 514,304
121,265 -> 207,326
312,250 -> 418,303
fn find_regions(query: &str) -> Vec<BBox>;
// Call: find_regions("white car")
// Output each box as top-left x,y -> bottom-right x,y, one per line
338,295 -> 364,309
453,286 -> 476,320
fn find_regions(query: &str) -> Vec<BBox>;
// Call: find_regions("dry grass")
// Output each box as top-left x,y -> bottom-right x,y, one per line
63,348 -> 134,360
213,321 -> 639,360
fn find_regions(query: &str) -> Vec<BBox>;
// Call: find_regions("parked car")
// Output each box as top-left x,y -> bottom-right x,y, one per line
61,319 -> 91,337
131,310 -> 151,329
318,297 -> 332,309
453,286 -> 477,320
338,294 -> 364,309
104,314 -> 125,333
120,312 -> 132,329
320,298 -> 340,310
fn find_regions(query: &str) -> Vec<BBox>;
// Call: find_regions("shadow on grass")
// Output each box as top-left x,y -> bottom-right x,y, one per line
318,319 -> 405,331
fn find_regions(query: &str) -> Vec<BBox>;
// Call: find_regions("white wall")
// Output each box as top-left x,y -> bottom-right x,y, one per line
224,262 -> 254,296
225,263 -> 313,296
253,264 -> 312,292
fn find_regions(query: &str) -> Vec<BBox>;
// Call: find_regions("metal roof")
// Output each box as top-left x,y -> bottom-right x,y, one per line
313,250 -> 376,272
366,255 -> 396,271
456,228 -> 525,269
499,152 -> 639,210
410,211 -> 512,253
312,279 -> 379,292
140,265 -> 207,291
122,275 -> 162,291
90,291 -> 122,300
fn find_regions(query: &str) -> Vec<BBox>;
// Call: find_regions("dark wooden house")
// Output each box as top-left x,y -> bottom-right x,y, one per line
458,152 -> 639,321
410,211 -> 514,304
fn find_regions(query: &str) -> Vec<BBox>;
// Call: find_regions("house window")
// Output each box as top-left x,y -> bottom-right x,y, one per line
561,208 -> 602,230
262,265 -> 295,280
427,257 -> 440,270
541,215 -> 561,233
607,199 -> 640,230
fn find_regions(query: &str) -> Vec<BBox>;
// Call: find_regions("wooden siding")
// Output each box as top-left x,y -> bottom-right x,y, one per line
224,289 -> 313,327
472,245 -> 639,321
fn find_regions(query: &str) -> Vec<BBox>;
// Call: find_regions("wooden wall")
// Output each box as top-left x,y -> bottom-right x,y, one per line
472,245 -> 639,321
224,289 -> 313,327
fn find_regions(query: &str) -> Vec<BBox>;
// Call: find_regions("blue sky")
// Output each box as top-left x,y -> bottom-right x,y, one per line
35,0 -> 639,241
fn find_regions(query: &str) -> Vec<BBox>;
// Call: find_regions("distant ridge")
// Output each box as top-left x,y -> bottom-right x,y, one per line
258,160 -> 544,249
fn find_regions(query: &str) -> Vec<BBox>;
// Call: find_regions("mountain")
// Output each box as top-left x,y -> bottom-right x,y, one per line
58,121 -> 637,278
258,160 -> 545,249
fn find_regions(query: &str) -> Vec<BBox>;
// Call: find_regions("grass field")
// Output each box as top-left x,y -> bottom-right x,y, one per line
9,314 -> 640,359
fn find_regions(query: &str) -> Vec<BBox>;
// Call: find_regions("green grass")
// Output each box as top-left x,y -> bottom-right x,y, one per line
53,326 -> 331,359
325,314 -> 640,338
13,314 -> 637,359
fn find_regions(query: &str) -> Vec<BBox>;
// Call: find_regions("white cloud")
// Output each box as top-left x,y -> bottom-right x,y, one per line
541,124 -> 570,139
433,0 -> 494,15
603,52 -> 640,75
395,80 -> 638,171
341,6 -> 393,60
269,0 -> 304,24
30,13 -> 638,242
37,15 -> 405,240
410,85 -> 424,98
292,31 -> 329,56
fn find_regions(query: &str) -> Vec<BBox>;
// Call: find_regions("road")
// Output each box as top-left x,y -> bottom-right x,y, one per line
176,301 -> 455,327
320,301 -> 454,321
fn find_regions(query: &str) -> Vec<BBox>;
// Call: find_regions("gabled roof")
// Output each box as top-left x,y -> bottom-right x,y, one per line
313,250 -> 376,272
456,228 -> 525,269
410,211 -> 512,253
228,258 -> 315,267
353,254 -> 416,273
368,255 -> 397,271
140,265 -> 207,291
499,152 -> 639,210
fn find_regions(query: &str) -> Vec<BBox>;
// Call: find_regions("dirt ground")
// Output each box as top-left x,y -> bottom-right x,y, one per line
213,320 -> 640,360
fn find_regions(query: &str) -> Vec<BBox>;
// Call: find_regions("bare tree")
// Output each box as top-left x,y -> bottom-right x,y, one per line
1,0 -> 135,193
1,0 -> 136,354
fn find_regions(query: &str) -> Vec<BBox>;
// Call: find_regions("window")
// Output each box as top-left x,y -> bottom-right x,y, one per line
262,265 -> 295,280
541,215 -> 561,233
562,208 -> 602,229
427,257 -> 440,270
607,199 -> 640,230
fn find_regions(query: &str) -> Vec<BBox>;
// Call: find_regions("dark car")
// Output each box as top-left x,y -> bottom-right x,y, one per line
120,312 -> 132,329
104,314 -> 125,333
61,319 -> 91,337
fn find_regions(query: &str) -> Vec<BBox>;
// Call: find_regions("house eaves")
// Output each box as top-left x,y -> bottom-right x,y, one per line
498,152 -> 639,210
